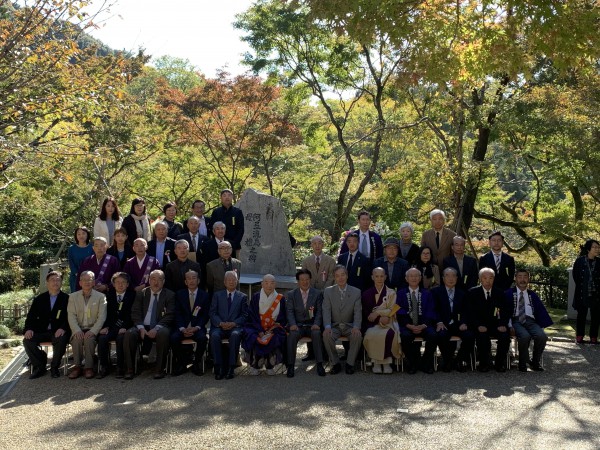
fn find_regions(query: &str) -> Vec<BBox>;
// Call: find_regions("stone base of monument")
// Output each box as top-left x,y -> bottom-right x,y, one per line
567,267 -> 591,321
239,273 -> 298,297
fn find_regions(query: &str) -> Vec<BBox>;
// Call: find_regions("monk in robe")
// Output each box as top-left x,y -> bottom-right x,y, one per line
123,238 -> 160,291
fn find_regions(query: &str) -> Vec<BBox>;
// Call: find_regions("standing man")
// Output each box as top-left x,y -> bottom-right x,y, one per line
337,232 -> 372,292
164,240 -> 203,292
301,235 -> 336,291
285,269 -> 326,377
147,221 -> 176,268
23,271 -> 71,379
67,271 -> 107,379
206,241 -> 242,298
77,236 -> 120,293
339,211 -> 383,263
479,231 -> 516,291
182,199 -> 211,238
506,269 -> 553,372
125,269 -> 175,379
322,265 -> 363,375
210,189 -> 244,257
443,236 -> 479,290
199,221 -> 227,286
373,237 -> 410,291
467,268 -> 512,372
177,216 -> 202,262
171,270 -> 210,376
122,238 -> 160,291
420,209 -> 457,266
209,271 -> 248,380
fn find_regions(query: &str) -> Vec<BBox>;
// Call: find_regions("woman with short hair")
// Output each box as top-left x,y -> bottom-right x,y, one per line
67,226 -> 94,292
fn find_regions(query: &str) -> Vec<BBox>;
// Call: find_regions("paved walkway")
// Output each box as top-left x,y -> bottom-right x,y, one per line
1,341 -> 599,449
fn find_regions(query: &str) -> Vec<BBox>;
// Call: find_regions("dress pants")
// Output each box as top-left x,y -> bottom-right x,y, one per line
323,325 -> 362,366
512,317 -> 547,366
23,330 -> 70,371
124,326 -> 170,372
209,327 -> 243,370
475,328 -> 510,369
400,326 -> 437,370
437,326 -> 475,368
170,329 -> 208,367
287,325 -> 324,365
70,330 -> 97,369
576,305 -> 600,338
97,330 -> 126,370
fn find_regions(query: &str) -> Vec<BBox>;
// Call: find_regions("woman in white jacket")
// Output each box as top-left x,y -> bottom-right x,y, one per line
93,197 -> 123,246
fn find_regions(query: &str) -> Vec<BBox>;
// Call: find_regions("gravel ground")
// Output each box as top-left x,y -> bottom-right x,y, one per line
1,341 -> 599,449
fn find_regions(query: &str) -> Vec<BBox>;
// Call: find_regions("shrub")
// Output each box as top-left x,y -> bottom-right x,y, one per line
0,324 -> 11,339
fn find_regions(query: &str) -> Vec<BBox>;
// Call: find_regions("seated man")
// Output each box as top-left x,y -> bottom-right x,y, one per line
285,269 -> 325,378
177,216 -> 202,261
124,269 -> 175,379
206,240 -> 241,298
322,265 -> 363,375
122,238 -> 160,291
506,269 -> 553,372
243,274 -> 287,376
77,236 -> 120,293
97,272 -> 135,378
67,271 -> 107,379
171,270 -> 210,376
397,268 -> 437,374
209,270 -> 248,380
466,268 -> 511,372
373,237 -> 410,291
23,271 -> 71,379
431,267 -> 474,372
164,239 -> 202,292
199,221 -> 227,287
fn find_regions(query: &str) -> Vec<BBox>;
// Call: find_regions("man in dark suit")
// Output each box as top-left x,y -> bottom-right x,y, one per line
432,267 -> 474,372
171,270 -> 210,376
285,269 -> 326,377
210,189 -> 245,256
466,268 -> 512,372
199,221 -> 227,286
164,240 -> 203,292
397,268 -> 438,374
206,240 -> 241,299
506,269 -> 553,372
337,232 -> 372,292
23,271 -> 71,379
209,270 -> 248,380
478,231 -> 516,291
339,210 -> 383,263
373,237 -> 409,290
177,216 -> 203,262
97,272 -> 135,378
147,221 -> 176,268
124,269 -> 175,379
182,199 -> 211,238
420,209 -> 457,266
443,236 -> 479,290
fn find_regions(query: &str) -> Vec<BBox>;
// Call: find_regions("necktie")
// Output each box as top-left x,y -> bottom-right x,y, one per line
360,234 -> 368,256
347,253 -> 354,270
117,294 -> 122,303
315,256 -> 320,273
410,291 -> 419,324
435,231 -> 440,249
227,293 -> 233,312
518,291 -> 526,324
495,254 -> 501,272
191,234 -> 197,251
302,290 -> 308,308
486,290 -> 491,301
150,294 -> 159,328
189,291 -> 195,311
448,289 -> 454,312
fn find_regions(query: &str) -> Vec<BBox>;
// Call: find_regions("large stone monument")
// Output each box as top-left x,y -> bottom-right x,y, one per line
235,188 -> 296,276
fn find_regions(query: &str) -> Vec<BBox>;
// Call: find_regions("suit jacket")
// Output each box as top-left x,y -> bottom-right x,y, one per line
340,230 -> 384,263
210,205 -> 245,250
209,289 -> 248,328
164,258 -> 203,292
285,287 -> 324,327
147,237 -> 176,268
177,232 -> 202,258
301,253 -> 336,291
206,257 -> 241,297
337,251 -> 372,292
396,287 -> 437,328
478,251 -> 515,291
174,288 -> 211,331
466,285 -> 511,331
431,285 -> 467,328
421,227 -> 457,266
443,254 -> 479,290
182,215 -> 212,238
103,288 -> 135,331
93,217 -> 123,245
67,289 -> 107,335
131,287 -> 176,329
122,254 -> 160,288
322,284 -> 362,329
504,288 -> 553,329
373,256 -> 409,290
24,291 -> 70,334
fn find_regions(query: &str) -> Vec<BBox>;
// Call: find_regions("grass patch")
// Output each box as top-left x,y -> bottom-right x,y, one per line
545,307 -> 575,340
0,289 -> 34,309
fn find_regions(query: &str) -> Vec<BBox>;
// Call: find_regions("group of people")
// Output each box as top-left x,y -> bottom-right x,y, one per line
24,202 -> 593,381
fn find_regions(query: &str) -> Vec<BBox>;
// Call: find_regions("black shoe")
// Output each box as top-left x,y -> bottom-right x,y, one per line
225,367 -> 235,379
518,365 -> 528,372
172,365 -> 187,377
442,364 -> 452,373
50,367 -> 61,378
478,365 -> 490,373
530,364 -> 544,372
29,368 -> 47,379
457,362 -> 468,373
115,369 -> 125,379
286,365 -> 295,378
96,367 -> 109,379
408,368 -> 418,375
301,354 -> 315,362
345,364 -> 355,375
214,367 -> 224,380
153,370 -> 166,379
424,367 -> 434,374
316,363 -> 326,377
496,365 -> 506,373
330,363 -> 342,375
124,370 -> 134,380
191,364 -> 204,376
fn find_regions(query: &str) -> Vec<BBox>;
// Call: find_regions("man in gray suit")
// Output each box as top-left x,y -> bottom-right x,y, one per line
322,265 -> 363,374
206,240 -> 241,298
209,270 -> 248,380
124,269 -> 175,379
285,269 -> 326,378
301,235 -> 336,290
420,209 -> 457,266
